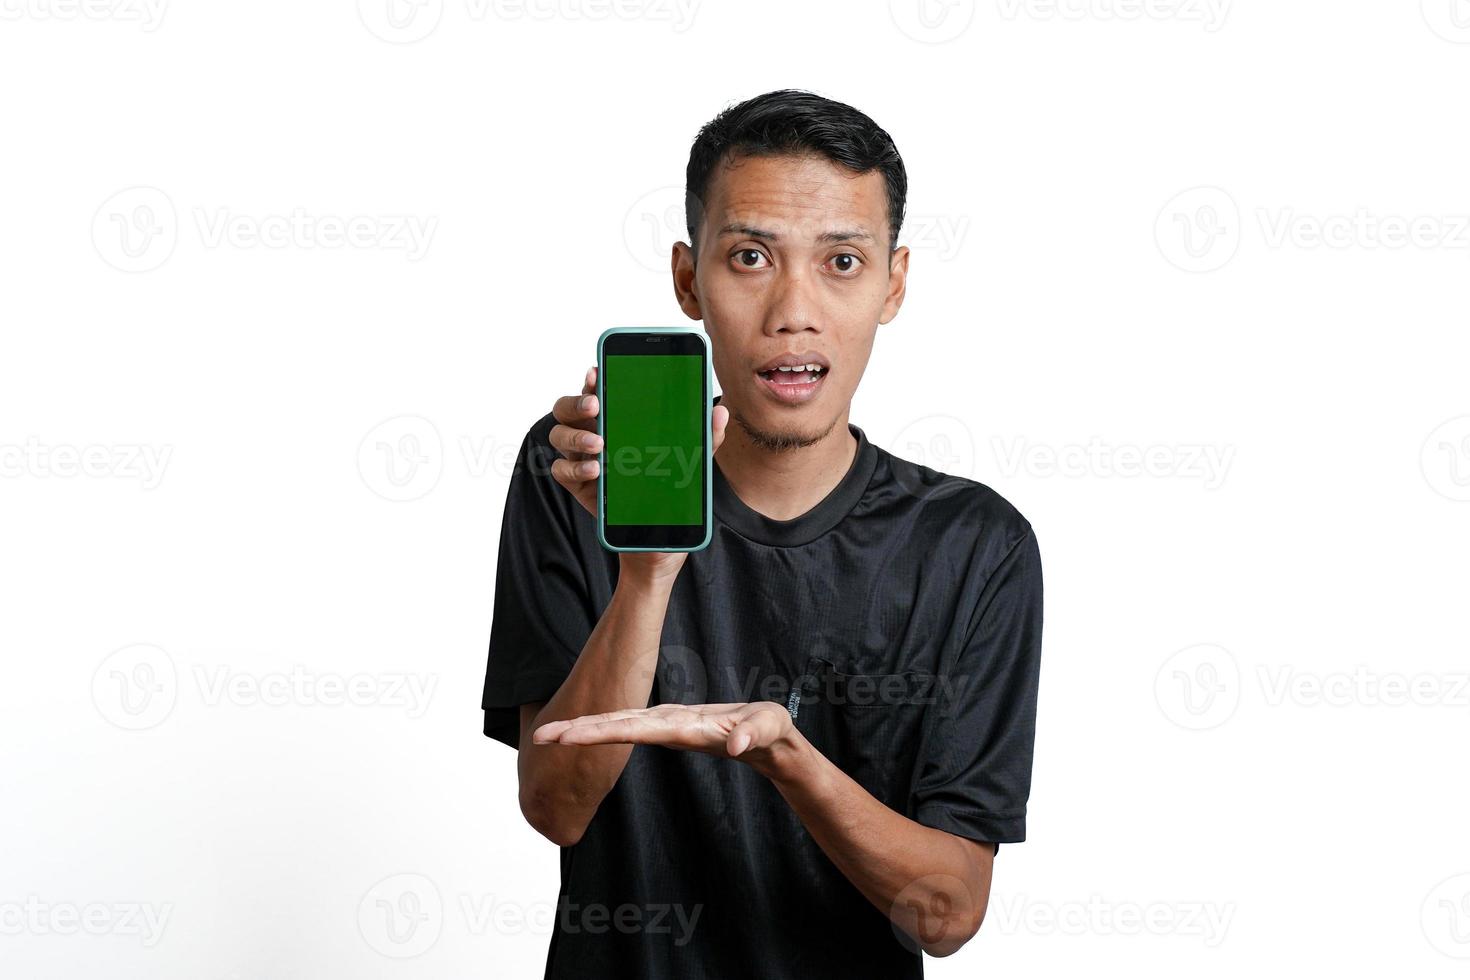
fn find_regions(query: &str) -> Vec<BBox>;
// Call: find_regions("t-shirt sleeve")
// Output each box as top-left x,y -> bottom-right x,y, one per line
911,524 -> 1043,846
480,418 -> 600,749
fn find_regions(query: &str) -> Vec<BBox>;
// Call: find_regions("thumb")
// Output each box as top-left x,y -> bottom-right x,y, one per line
726,717 -> 757,757
726,708 -> 779,757
712,404 -> 730,455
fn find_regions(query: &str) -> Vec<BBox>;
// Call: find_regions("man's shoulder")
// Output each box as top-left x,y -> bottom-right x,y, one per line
871,440 -> 1034,553
505,410 -> 576,521
510,410 -> 563,479
524,409 -> 559,452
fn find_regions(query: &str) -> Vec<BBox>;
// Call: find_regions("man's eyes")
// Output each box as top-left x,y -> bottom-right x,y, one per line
728,248 -> 864,275
733,248 -> 769,269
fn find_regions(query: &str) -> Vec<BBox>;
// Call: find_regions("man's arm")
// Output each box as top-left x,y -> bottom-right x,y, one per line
505,373 -> 728,846
514,559 -> 677,847
762,726 -> 994,957
535,521 -> 1041,952
534,703 -> 995,955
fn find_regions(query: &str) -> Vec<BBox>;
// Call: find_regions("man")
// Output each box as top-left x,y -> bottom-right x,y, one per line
481,89 -> 1043,978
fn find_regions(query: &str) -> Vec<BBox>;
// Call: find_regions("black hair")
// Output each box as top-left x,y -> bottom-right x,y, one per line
684,89 -> 907,257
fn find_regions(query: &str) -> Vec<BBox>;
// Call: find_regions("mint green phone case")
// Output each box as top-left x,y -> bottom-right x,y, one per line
595,327 -> 714,553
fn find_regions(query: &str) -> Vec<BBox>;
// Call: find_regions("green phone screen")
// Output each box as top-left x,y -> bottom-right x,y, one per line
604,353 -> 705,526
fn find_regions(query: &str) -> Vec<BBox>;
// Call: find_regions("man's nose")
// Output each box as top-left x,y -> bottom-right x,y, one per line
762,266 -> 821,336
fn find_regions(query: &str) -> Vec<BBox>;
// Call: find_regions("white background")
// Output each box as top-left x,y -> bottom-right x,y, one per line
3,1 -> 1469,977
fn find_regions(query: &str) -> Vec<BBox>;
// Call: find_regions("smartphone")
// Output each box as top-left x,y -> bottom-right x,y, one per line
596,327 -> 713,553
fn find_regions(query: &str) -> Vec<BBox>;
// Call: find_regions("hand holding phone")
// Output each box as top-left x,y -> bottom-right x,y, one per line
596,328 -> 717,554
547,356 -> 728,576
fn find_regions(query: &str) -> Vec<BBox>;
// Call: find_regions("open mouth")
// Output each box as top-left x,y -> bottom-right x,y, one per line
756,364 -> 827,385
754,363 -> 828,403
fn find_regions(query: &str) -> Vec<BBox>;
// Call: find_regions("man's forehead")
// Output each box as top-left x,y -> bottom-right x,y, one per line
702,153 -> 887,244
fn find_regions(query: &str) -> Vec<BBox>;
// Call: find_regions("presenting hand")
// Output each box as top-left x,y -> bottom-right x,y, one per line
531,702 -> 800,777
547,365 -> 729,581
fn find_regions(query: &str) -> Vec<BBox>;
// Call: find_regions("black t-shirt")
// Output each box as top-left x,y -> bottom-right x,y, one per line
481,396 -> 1043,979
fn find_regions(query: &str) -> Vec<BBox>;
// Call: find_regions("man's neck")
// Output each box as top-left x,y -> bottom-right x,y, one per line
713,405 -> 859,522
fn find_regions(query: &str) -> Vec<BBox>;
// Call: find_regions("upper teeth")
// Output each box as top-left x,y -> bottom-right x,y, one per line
774,364 -> 823,372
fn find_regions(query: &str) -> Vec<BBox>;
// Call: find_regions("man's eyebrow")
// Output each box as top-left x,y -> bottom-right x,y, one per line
816,229 -> 875,244
714,223 -> 876,244
716,223 -> 778,241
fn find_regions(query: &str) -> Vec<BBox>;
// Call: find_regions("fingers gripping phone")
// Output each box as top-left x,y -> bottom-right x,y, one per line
596,328 -> 713,553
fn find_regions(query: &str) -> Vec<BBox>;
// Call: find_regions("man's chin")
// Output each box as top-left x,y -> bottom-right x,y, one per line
730,401 -> 838,454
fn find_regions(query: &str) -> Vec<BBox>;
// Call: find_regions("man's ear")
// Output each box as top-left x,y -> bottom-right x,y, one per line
879,244 -> 910,325
672,241 -> 703,321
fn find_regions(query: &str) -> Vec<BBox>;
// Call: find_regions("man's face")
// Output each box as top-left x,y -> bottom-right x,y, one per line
673,152 -> 909,452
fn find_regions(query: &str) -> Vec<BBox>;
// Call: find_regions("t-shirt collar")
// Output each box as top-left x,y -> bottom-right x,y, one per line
710,394 -> 878,548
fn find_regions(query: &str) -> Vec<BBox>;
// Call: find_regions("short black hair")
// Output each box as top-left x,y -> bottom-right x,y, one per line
684,89 -> 907,257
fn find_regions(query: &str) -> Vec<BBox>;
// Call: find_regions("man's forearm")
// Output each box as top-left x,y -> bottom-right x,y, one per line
517,561 -> 675,845
758,732 -> 993,957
